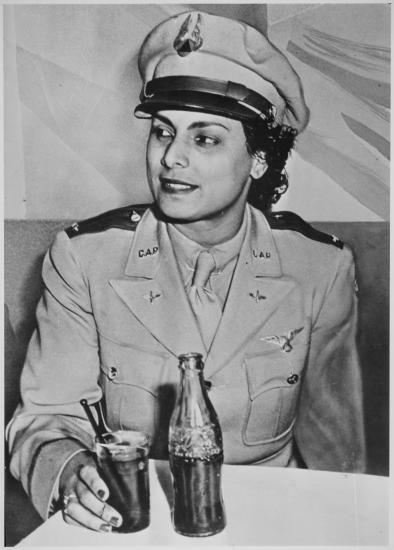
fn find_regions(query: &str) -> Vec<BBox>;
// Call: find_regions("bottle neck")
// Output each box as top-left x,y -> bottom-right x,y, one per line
177,367 -> 209,426
181,366 -> 205,392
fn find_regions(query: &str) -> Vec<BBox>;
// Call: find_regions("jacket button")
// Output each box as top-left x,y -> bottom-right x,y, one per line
130,211 -> 141,223
108,366 -> 118,380
205,380 -> 212,391
287,374 -> 299,385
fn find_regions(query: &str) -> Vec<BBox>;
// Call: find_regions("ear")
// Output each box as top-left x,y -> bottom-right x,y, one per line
250,154 -> 267,180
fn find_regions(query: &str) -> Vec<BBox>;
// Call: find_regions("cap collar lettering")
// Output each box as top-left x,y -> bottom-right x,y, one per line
174,13 -> 203,57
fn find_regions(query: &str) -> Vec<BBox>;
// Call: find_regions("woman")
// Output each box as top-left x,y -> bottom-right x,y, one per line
7,11 -> 366,533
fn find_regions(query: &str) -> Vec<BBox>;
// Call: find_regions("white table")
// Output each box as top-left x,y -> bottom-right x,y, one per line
18,460 -> 389,547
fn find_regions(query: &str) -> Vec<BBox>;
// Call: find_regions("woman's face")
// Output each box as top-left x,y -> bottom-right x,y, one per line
146,110 -> 264,232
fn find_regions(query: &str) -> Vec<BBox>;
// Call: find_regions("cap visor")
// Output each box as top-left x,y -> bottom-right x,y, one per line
134,91 -> 261,122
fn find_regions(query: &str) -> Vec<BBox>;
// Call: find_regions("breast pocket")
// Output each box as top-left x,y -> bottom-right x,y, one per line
242,348 -> 303,446
99,336 -> 173,439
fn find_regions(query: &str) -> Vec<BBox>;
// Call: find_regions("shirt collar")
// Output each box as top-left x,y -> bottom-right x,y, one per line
167,208 -> 248,275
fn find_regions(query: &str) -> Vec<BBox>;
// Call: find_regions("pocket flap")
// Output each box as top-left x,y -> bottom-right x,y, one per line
99,337 -> 170,395
245,352 -> 294,400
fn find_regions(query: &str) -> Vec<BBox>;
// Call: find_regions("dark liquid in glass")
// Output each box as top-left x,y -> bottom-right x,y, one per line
170,453 -> 226,537
98,451 -> 150,533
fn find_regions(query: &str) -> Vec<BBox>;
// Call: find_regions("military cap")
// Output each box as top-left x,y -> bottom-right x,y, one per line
135,11 -> 309,132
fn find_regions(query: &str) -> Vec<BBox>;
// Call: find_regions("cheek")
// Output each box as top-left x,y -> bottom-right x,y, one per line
195,150 -> 252,200
218,151 -> 253,187
146,142 -> 161,177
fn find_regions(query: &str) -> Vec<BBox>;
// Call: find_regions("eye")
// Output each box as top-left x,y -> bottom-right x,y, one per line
194,134 -> 220,148
151,126 -> 173,141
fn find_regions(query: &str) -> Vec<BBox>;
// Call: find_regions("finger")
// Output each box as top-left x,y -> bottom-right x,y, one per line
75,481 -> 122,529
63,509 -> 106,531
63,497 -> 113,533
78,464 -> 109,501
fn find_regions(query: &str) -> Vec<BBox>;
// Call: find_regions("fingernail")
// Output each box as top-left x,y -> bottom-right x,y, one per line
97,490 -> 105,499
100,523 -> 111,533
110,516 -> 121,527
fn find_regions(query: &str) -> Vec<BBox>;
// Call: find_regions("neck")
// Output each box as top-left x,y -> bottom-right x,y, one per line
172,204 -> 247,247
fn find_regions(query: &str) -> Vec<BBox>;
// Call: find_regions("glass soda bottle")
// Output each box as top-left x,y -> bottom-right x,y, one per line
168,352 -> 226,537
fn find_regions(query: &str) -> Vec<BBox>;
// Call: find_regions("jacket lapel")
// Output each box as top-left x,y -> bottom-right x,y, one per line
205,207 -> 300,377
110,210 -> 205,357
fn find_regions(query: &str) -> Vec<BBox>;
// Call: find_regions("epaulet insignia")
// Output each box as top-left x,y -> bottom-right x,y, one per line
65,204 -> 151,239
266,211 -> 344,249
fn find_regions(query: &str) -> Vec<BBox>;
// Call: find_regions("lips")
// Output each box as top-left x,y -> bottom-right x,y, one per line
159,177 -> 198,193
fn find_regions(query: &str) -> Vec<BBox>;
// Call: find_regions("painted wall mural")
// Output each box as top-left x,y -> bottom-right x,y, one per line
279,8 -> 389,219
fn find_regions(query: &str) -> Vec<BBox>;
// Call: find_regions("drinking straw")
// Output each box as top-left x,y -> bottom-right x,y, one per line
92,400 -> 110,435
80,399 -> 107,443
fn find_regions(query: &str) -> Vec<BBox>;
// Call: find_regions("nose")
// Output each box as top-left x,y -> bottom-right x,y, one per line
161,137 -> 189,169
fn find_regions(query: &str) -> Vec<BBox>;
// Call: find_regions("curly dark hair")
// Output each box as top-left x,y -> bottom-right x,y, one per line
243,118 -> 298,212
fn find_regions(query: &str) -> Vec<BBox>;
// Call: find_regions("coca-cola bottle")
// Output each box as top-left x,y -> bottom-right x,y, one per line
168,352 -> 226,537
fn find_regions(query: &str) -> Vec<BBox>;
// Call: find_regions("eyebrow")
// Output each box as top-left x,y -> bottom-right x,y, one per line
152,113 -> 229,132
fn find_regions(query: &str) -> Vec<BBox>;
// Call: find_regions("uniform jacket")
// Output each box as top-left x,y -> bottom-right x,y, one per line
7,204 -> 366,518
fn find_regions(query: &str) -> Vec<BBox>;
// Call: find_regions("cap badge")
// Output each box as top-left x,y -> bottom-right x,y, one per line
173,13 -> 203,57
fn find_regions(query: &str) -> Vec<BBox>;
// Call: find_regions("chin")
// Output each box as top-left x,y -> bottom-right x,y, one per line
155,197 -> 198,222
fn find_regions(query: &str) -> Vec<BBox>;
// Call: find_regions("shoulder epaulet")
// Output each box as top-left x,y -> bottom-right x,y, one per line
65,204 -> 151,239
266,211 -> 344,249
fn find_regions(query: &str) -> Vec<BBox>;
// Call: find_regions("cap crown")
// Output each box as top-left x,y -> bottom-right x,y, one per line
137,11 -> 309,131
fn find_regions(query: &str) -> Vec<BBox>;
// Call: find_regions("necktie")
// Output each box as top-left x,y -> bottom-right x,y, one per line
188,250 -> 223,349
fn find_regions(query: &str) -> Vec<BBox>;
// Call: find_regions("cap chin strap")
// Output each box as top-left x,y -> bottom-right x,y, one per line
140,76 -> 276,121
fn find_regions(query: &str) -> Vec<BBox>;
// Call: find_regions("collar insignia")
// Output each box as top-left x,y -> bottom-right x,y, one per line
249,290 -> 266,303
143,290 -> 161,303
173,13 -> 203,57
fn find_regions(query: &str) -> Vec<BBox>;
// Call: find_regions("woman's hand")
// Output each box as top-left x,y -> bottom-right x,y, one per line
59,453 -> 123,532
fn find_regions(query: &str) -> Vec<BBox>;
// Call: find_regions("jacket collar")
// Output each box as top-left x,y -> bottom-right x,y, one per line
243,204 -> 282,278
124,208 -> 163,278
111,206 -> 295,364
124,205 -> 282,279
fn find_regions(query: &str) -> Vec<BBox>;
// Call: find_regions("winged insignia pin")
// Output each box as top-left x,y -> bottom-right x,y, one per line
261,327 -> 304,352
